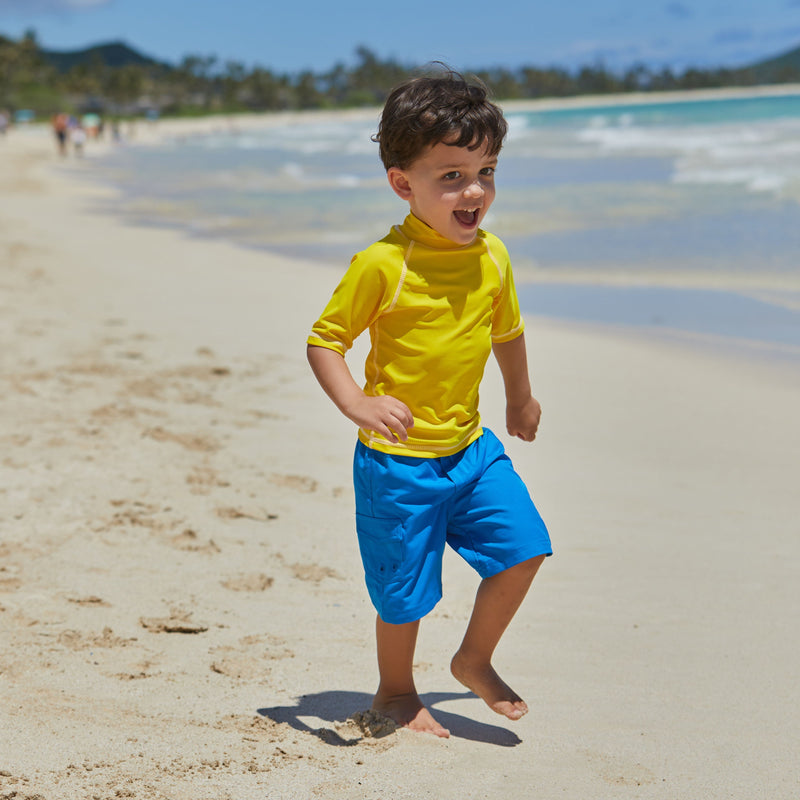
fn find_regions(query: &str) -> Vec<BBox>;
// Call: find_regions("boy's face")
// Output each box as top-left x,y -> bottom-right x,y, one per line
387,139 -> 497,246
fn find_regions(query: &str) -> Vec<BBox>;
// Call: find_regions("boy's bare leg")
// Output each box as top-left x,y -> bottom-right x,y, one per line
372,616 -> 450,738
451,555 -> 545,720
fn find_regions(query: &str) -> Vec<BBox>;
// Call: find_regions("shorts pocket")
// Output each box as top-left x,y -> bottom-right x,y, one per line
355,513 -> 405,584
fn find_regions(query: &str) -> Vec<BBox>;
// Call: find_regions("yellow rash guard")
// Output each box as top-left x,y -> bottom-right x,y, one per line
307,213 -> 524,458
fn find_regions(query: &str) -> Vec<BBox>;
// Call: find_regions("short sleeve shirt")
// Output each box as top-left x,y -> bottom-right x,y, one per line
308,213 -> 524,458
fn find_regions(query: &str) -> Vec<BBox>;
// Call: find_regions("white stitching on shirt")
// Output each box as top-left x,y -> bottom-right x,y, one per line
483,237 -> 504,291
387,240 -> 411,313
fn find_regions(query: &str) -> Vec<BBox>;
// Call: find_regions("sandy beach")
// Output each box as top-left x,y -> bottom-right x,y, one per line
1,117 -> 799,799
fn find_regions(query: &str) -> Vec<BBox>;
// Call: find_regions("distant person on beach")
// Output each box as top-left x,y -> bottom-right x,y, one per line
71,124 -> 87,157
307,69 -> 551,738
52,112 -> 69,156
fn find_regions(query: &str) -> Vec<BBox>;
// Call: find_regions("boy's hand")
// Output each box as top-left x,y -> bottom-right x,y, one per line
349,394 -> 414,444
506,395 -> 541,442
493,335 -> 540,443
306,345 -> 413,443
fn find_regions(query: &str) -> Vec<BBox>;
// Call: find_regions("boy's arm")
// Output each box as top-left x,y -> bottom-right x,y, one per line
492,333 -> 541,442
306,344 -> 413,444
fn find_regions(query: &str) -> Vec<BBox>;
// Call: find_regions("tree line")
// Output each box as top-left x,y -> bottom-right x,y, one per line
2,31 -> 799,119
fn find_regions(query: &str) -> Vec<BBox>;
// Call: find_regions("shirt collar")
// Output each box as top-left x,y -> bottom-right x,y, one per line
398,213 -> 480,250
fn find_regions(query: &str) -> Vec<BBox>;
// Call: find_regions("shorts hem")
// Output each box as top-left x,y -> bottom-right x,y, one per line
478,547 -> 553,580
376,596 -> 441,625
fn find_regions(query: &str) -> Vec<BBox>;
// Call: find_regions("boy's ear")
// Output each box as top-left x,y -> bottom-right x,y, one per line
387,167 -> 413,200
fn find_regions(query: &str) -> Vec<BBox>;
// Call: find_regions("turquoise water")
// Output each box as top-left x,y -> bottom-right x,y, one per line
94,91 -> 800,355
519,92 -> 800,127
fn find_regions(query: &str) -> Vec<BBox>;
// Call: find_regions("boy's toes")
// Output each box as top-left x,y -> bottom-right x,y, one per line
451,654 -> 529,721
490,698 -> 528,720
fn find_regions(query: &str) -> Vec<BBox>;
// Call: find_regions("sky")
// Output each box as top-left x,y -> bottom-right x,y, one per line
2,0 -> 800,75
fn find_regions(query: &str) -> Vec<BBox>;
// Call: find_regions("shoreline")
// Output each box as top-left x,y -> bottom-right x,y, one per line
36,107 -> 800,364
2,113 -> 799,799
500,81 -> 800,112
63,85 -> 800,302
10,79 -> 796,142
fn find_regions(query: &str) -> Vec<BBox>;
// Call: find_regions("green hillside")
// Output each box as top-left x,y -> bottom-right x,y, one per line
3,31 -> 800,118
745,44 -> 800,82
41,40 -> 166,73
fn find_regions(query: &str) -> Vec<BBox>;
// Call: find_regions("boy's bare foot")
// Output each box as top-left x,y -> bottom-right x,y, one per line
450,651 -> 529,720
372,691 -> 450,738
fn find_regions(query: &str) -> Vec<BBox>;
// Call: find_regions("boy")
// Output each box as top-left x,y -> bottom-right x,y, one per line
306,70 -> 551,739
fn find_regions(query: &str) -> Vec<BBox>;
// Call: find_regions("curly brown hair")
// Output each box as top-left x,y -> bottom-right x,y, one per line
372,68 -> 508,171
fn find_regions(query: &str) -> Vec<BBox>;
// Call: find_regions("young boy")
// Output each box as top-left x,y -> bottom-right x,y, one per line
306,70 -> 551,739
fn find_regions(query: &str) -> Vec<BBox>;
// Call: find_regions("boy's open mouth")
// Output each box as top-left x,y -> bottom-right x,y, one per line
453,209 -> 479,226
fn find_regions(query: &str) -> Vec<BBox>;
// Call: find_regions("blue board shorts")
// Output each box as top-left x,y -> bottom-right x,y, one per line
353,428 -> 552,624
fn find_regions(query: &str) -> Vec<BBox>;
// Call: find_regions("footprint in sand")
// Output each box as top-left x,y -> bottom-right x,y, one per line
90,403 -> 142,422
289,563 -> 342,583
115,350 -> 145,361
169,529 -> 220,554
67,595 -> 111,607
124,361 -> 232,407
209,653 -> 265,681
271,553 -> 341,583
0,772 -> 36,796
114,659 -> 159,681
6,377 -> 37,396
171,364 -> 232,380
139,610 -> 208,634
270,473 -> 318,493
220,574 -> 274,592
209,634 -> 294,680
0,549 -> 23,592
125,376 -> 164,400
186,465 -> 230,495
104,500 -> 175,534
0,573 -> 22,592
2,434 -> 31,447
217,713 -> 294,743
142,426 -> 220,453
57,627 -> 136,650
215,506 -> 277,522
66,358 -> 121,378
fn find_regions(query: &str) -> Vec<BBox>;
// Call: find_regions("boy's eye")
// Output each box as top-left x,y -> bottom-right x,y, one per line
480,166 -> 495,176
443,171 -> 461,180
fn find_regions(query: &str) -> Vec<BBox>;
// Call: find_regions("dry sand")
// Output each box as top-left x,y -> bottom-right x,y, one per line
1,118 -> 799,799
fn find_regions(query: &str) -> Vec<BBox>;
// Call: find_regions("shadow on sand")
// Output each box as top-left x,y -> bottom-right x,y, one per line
257,689 -> 522,747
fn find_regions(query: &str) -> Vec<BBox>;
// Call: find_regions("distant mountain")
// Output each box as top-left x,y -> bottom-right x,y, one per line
744,43 -> 800,82
41,40 -> 169,73
26,35 -> 800,87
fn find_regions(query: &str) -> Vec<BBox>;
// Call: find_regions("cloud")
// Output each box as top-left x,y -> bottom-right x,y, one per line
664,2 -> 692,19
0,0 -> 111,11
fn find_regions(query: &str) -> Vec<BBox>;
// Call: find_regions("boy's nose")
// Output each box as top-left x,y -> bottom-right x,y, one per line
463,180 -> 484,200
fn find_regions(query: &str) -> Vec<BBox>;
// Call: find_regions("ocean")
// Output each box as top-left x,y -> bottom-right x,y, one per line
93,89 -> 800,359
